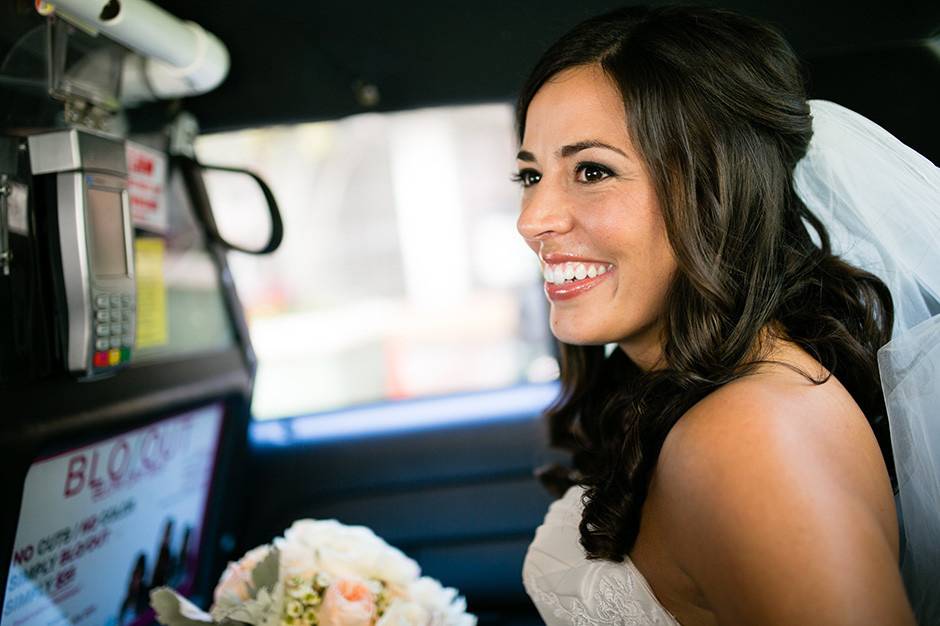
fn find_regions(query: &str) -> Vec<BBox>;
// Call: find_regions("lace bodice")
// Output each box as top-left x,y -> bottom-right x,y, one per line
523,486 -> 680,626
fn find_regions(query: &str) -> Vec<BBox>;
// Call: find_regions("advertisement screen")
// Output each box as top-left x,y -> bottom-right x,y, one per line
1,403 -> 224,626
86,188 -> 128,278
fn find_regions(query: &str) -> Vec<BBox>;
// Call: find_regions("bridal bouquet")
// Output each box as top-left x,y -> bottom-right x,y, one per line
151,519 -> 476,626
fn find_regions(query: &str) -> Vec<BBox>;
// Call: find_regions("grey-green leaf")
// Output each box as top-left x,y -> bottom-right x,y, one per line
150,587 -> 215,625
250,547 -> 280,596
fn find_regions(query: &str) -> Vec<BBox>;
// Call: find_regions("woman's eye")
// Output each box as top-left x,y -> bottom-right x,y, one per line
512,169 -> 542,188
575,162 -> 614,183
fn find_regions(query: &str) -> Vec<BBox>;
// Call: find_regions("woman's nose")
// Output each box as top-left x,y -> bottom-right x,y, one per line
516,184 -> 574,243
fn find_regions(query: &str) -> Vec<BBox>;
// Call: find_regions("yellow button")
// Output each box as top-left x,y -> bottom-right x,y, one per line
108,349 -> 121,366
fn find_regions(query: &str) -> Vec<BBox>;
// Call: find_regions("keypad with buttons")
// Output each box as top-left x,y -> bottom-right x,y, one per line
92,290 -> 135,369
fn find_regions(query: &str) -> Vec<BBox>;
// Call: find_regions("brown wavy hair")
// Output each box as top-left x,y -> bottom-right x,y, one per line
516,6 -> 895,562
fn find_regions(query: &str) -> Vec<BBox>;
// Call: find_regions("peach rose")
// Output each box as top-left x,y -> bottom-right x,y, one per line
213,544 -> 272,604
319,579 -> 376,626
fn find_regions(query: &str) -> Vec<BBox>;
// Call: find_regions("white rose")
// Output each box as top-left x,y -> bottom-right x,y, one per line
408,577 -> 476,626
278,519 -> 420,586
376,600 -> 430,626
368,544 -> 421,586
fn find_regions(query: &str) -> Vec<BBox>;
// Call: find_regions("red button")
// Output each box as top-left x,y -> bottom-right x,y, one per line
93,351 -> 109,367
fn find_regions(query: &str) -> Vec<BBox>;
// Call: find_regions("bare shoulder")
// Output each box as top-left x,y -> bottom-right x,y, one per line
658,350 -> 892,513
649,347 -> 910,624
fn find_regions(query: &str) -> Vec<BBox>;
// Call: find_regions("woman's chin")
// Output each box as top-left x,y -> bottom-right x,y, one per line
550,320 -> 615,347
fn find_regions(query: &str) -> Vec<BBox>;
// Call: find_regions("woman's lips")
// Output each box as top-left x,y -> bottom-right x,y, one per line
544,268 -> 613,301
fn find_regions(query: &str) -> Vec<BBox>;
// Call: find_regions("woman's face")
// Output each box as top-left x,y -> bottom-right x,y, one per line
516,65 -> 677,369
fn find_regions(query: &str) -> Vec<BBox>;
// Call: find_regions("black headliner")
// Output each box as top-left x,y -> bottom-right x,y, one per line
3,0 -> 938,158
143,0 -> 940,134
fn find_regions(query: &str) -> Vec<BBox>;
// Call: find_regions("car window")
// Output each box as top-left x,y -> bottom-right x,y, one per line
196,104 -> 559,419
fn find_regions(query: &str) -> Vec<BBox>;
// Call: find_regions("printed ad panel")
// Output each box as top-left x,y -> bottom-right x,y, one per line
1,403 -> 223,626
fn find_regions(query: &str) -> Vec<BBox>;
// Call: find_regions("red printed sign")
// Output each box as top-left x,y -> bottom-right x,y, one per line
126,142 -> 168,234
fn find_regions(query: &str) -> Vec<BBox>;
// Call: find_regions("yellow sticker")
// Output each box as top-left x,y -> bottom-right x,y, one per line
134,238 -> 169,349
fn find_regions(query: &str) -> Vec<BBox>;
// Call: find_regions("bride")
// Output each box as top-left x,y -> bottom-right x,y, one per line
514,6 -> 938,625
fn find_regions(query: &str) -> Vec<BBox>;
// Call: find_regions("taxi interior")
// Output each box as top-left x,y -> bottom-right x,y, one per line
0,1 -> 938,625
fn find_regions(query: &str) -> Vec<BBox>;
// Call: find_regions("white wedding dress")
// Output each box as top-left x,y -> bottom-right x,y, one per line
523,485 -> 681,626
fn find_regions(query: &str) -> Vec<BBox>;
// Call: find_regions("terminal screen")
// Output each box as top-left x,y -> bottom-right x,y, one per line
86,188 -> 128,278
1,403 -> 224,626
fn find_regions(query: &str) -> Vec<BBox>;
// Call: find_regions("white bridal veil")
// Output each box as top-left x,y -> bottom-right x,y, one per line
794,100 -> 940,624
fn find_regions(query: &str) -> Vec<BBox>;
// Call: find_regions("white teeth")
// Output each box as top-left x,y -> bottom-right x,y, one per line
542,262 -> 612,284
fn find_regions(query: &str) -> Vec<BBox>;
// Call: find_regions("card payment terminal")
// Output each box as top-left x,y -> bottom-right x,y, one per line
28,129 -> 136,378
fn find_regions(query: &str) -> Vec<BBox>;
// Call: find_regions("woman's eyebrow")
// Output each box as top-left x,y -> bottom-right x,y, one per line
516,140 -> 628,162
559,140 -> 628,159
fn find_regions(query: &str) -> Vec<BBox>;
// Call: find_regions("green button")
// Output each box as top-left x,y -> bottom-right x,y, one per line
120,347 -> 131,362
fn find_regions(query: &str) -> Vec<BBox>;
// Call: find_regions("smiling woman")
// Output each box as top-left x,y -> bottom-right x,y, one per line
516,65 -> 677,370
513,6 -> 920,626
